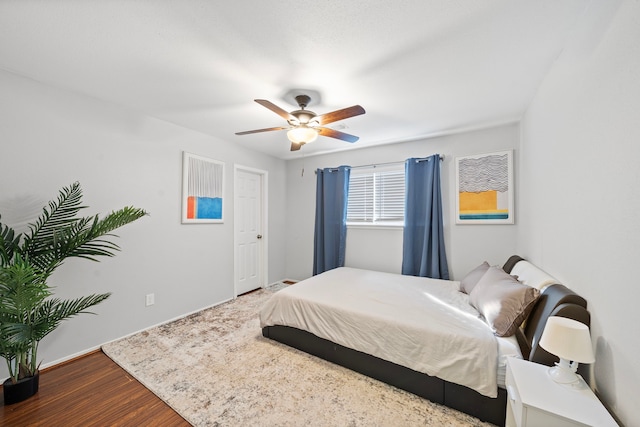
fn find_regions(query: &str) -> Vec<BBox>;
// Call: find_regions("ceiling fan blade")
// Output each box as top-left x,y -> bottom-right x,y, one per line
290,142 -> 303,151
316,105 -> 365,125
317,127 -> 359,143
235,126 -> 288,135
255,99 -> 296,122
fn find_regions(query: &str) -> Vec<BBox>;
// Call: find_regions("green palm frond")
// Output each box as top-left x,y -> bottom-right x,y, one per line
0,255 -> 49,316
20,182 -> 85,256
29,293 -> 112,343
17,182 -> 147,278
60,206 -> 147,261
0,216 -> 21,266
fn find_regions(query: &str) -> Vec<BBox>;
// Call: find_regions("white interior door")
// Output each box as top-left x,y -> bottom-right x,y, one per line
235,167 -> 265,295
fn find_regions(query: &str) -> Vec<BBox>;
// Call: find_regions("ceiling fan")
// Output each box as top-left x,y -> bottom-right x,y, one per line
235,95 -> 365,151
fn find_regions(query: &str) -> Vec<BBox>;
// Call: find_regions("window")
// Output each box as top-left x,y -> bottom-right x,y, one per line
347,165 -> 405,226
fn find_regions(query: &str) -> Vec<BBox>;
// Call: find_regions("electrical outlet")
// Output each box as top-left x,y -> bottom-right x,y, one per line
145,293 -> 155,307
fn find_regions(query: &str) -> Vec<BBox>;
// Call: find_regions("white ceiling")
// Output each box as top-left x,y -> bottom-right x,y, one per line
0,1 -> 588,160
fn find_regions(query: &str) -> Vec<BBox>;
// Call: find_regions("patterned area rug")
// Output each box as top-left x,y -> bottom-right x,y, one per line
102,284 -> 494,427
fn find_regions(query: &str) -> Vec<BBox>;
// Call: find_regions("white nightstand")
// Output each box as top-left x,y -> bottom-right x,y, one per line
505,357 -> 618,427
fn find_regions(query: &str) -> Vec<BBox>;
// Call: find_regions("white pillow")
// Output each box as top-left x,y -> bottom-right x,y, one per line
510,261 -> 558,291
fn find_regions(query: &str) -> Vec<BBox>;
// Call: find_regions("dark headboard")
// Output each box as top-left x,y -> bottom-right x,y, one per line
503,255 -> 591,373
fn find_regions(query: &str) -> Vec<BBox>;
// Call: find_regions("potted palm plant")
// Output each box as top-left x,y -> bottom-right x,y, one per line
0,182 -> 146,404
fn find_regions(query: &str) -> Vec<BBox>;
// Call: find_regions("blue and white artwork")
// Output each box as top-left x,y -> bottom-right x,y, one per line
182,152 -> 225,223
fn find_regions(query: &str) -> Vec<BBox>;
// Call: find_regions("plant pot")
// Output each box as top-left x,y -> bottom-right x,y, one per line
2,371 -> 39,405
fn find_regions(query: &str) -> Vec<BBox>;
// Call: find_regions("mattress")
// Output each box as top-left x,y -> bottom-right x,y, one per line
260,267 -> 518,397
496,334 -> 521,388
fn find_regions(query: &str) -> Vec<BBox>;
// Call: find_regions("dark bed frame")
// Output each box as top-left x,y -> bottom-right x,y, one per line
262,255 -> 591,426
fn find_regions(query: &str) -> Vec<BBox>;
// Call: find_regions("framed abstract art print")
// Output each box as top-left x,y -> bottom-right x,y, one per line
182,152 -> 225,223
455,150 -> 514,224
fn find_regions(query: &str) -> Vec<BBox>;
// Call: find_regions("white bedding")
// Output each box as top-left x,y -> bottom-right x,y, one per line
260,267 -> 506,397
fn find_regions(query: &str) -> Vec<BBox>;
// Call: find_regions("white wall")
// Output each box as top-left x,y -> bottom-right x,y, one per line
519,1 -> 638,424
285,123 -> 520,281
0,70 -> 287,376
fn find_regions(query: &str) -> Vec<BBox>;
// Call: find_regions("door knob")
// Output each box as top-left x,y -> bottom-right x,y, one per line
257,234 -> 263,239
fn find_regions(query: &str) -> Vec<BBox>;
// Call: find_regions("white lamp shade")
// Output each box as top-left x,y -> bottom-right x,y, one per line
539,316 -> 595,363
287,126 -> 318,144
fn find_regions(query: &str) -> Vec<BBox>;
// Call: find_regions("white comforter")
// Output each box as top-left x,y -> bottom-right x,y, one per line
260,267 -> 499,397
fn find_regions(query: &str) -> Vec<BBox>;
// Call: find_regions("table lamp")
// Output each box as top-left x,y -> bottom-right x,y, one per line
539,316 -> 595,384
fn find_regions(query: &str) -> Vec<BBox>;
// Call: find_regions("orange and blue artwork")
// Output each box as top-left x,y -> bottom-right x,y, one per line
456,150 -> 513,224
182,152 -> 224,223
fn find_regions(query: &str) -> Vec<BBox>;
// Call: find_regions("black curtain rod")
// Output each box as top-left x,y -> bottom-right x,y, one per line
317,155 -> 444,173
351,155 -> 444,170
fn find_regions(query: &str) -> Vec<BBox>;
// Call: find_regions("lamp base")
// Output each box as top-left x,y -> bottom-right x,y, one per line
548,359 -> 580,384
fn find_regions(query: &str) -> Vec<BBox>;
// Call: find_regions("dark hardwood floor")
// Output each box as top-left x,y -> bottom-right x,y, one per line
1,350 -> 189,426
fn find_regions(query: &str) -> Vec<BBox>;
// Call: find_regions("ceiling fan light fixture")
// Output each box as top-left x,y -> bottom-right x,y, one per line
287,125 -> 318,144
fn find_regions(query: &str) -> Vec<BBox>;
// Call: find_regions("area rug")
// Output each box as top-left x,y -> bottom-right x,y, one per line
102,284 -> 494,427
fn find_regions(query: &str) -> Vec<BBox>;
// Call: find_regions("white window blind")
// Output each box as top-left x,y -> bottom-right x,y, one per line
347,165 -> 405,225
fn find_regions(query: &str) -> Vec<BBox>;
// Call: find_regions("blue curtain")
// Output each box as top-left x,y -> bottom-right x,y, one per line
313,166 -> 351,276
401,155 -> 449,279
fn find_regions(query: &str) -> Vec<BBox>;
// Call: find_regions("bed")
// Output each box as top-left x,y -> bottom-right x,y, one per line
260,255 -> 590,426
